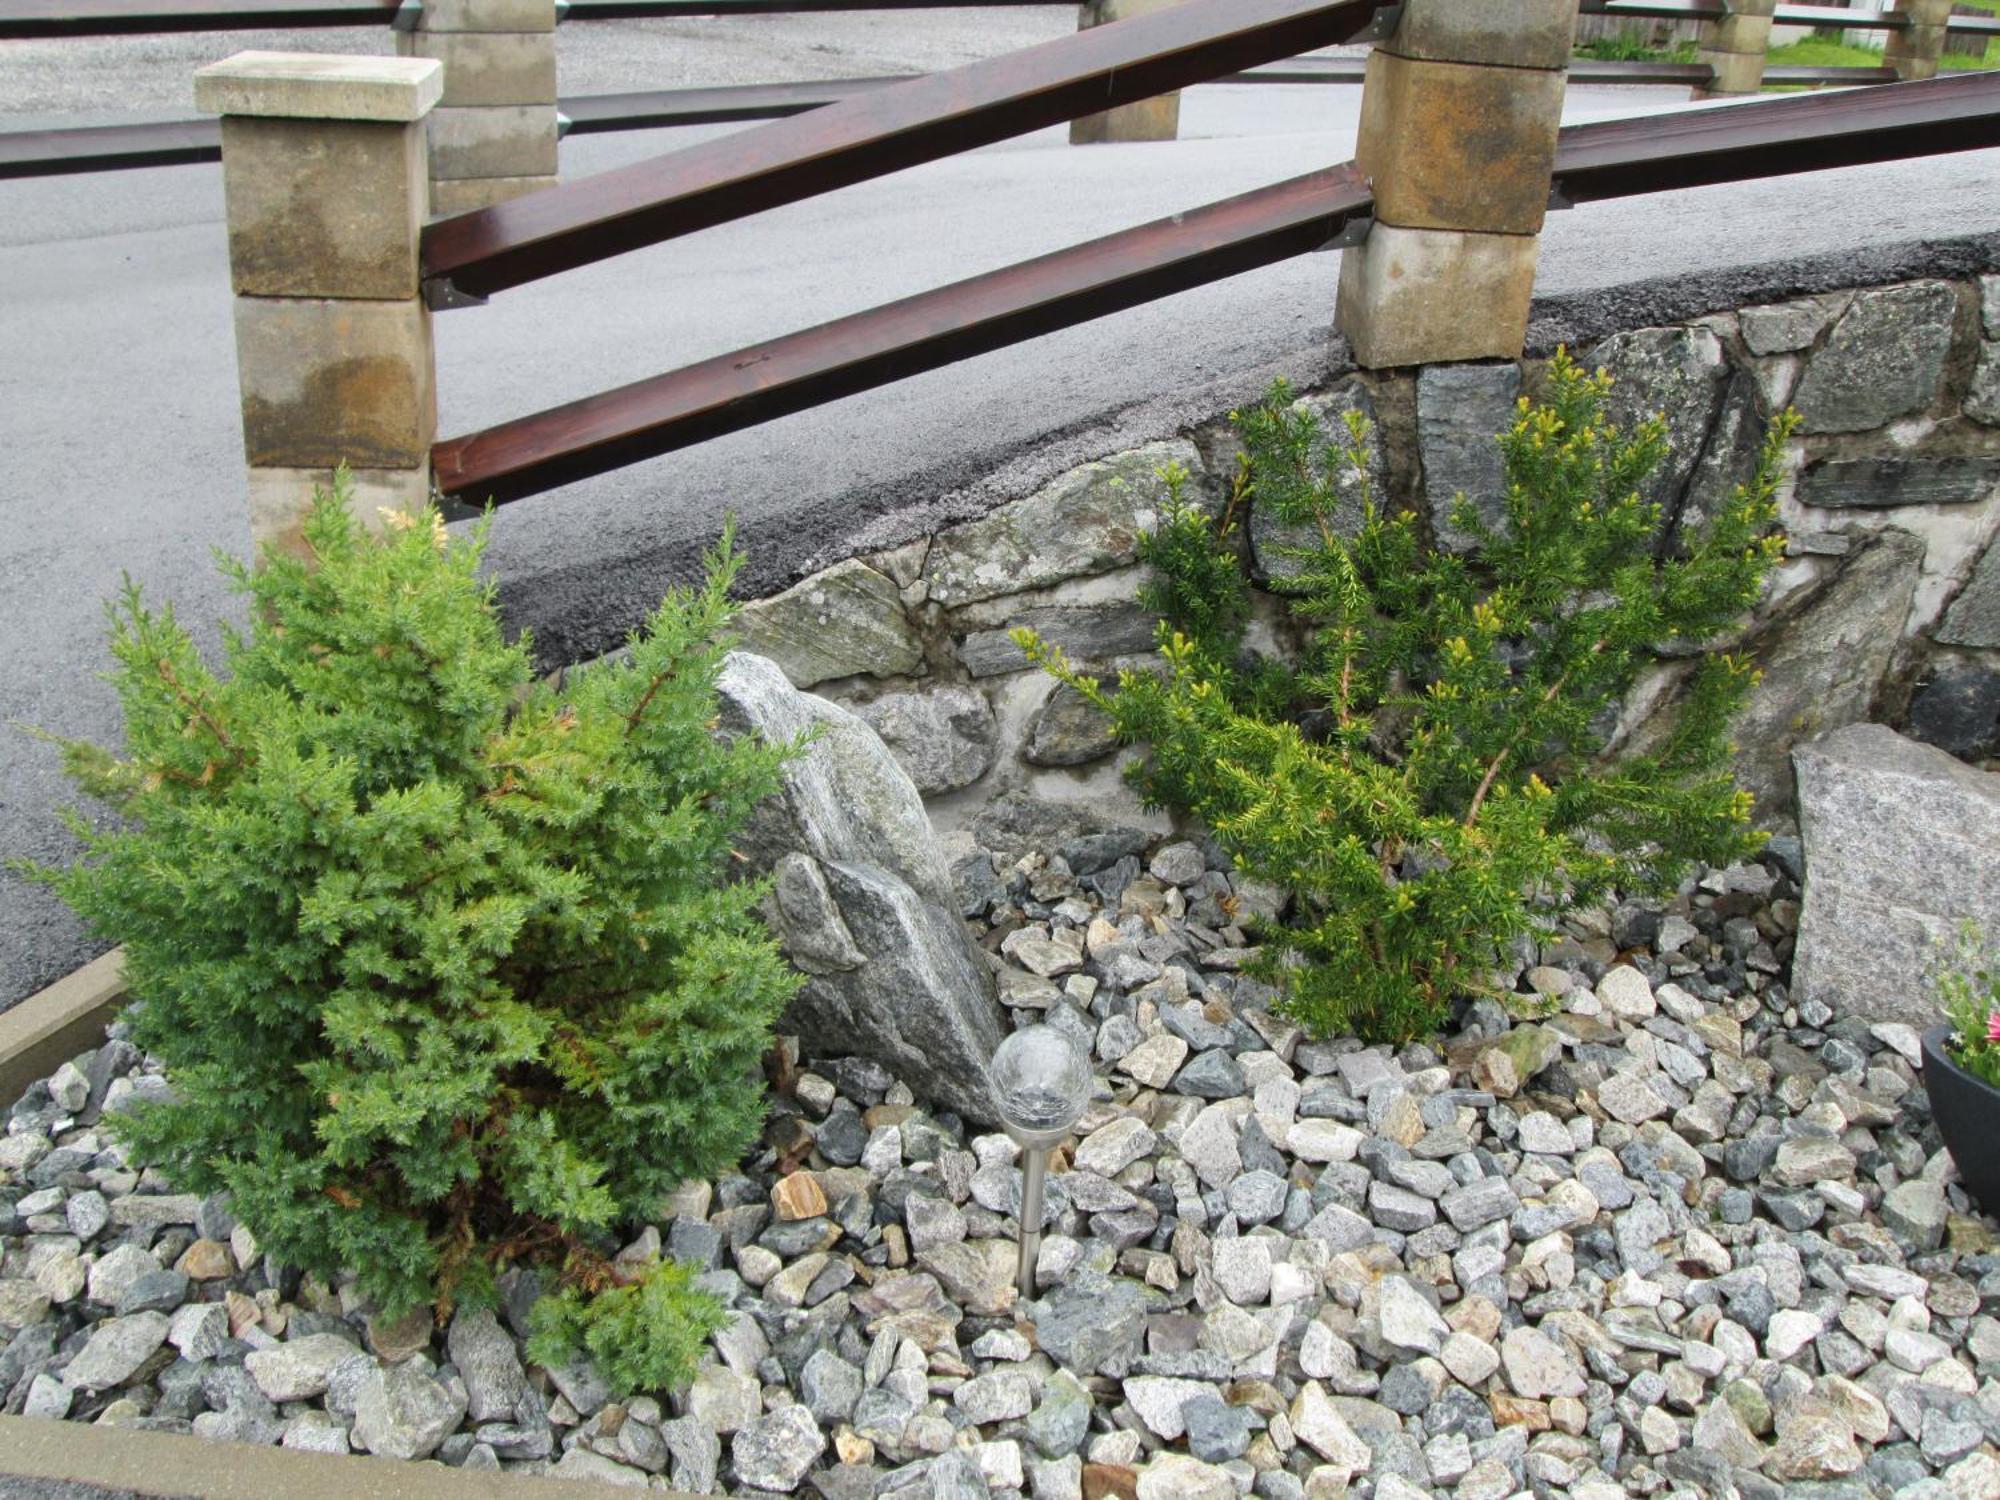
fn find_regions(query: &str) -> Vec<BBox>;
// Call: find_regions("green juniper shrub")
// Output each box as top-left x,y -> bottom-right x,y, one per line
28,480 -> 801,1393
1017,350 -> 1794,1044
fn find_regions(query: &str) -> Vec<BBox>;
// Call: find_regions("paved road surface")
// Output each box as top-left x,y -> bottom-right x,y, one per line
4,11 -> 2000,1010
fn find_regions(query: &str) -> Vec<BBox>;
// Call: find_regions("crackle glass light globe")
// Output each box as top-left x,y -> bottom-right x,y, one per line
989,1024 -> 1091,1150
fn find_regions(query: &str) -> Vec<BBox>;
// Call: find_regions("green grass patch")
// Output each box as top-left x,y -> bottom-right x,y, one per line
1764,36 -> 1996,74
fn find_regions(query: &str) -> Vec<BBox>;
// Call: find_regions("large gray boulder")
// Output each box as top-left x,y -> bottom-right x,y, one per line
716,652 -> 1005,1123
1793,724 -> 2000,1028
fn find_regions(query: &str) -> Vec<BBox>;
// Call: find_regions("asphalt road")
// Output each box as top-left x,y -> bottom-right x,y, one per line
4,12 -> 2000,1012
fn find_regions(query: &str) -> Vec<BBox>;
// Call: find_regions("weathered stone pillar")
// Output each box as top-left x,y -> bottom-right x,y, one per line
1335,1 -> 1576,368
195,53 -> 441,559
1885,0 -> 1954,81
1071,0 -> 1184,145
1694,0 -> 1777,98
397,0 -> 559,214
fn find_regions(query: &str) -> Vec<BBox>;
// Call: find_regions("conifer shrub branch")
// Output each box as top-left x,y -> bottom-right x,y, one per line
25,480 -> 803,1393
1017,351 -> 1794,1043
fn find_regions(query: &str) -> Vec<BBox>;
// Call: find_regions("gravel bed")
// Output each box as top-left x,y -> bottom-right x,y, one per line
3,828 -> 1998,1500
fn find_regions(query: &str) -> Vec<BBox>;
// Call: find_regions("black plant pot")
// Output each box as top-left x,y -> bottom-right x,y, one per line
1922,1024 -> 2000,1216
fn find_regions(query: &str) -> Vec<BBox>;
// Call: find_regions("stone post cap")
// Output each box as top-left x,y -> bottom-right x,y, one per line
195,52 -> 444,123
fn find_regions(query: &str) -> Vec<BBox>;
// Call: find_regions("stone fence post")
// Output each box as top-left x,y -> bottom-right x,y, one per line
1885,0 -> 1954,80
1335,0 -> 1577,368
1695,0 -> 1777,97
195,53 -> 441,559
396,0 -> 559,214
1071,0 -> 1185,144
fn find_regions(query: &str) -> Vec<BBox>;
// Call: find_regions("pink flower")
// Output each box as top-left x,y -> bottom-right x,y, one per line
1988,1011 -> 2000,1043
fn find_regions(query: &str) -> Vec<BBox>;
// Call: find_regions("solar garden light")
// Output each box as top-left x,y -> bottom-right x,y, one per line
989,1024 -> 1092,1299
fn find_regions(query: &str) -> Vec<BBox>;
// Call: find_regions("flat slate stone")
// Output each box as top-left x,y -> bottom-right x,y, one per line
959,603 -> 1158,679
1797,456 -> 2000,510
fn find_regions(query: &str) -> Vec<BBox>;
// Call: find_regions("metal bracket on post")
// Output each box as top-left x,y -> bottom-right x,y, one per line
423,275 -> 489,312
556,110 -> 574,141
555,0 -> 571,22
391,0 -> 423,34
1351,3 -> 1403,44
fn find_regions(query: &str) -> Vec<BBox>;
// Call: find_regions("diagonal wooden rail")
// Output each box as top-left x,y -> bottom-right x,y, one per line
419,0 -> 1400,300
0,58 -> 1923,181
431,166 -> 1374,502
429,69 -> 2000,505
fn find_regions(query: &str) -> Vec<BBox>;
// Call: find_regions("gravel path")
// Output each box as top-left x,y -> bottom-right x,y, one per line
3,822 -> 1997,1498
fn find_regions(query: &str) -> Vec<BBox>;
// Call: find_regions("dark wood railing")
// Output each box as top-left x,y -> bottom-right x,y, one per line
11,0 -> 2000,41
419,0 -> 1399,300
427,66 -> 2000,504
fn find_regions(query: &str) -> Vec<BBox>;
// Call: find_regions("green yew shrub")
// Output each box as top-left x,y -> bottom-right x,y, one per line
1020,351 -> 1793,1043
31,483 -> 801,1391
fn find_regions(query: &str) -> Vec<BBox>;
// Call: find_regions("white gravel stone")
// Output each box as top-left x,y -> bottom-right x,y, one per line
1596,966 -> 1657,1019
1073,1117 -> 1158,1177
1500,1325 -> 1586,1399
1287,1120 -> 1362,1163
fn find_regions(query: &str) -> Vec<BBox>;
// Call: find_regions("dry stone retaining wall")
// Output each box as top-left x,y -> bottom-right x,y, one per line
722,272 -> 2000,835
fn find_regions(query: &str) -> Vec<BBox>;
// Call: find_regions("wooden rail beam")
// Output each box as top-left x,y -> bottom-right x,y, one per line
430,165 -> 1374,502
432,69 -> 2000,507
419,0 -> 1399,300
0,0 -> 392,39
1551,65 -> 2000,201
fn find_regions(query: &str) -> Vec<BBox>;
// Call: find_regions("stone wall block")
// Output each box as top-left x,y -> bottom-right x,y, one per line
1938,535 -> 2000,648
1734,529 -> 1925,817
734,559 -> 925,689
923,440 -> 1205,608
246,466 -> 431,560
1799,456 -> 2000,511
1241,381 -> 1384,581
1907,659 -> 2000,762
1739,298 -> 1841,357
418,0 -> 557,31
1388,0 -> 1580,70
1339,224 -> 1540,370
430,174 -> 561,216
218,116 -> 426,300
1791,280 -> 1958,435
1354,52 -> 1564,237
959,604 -> 1157,679
1071,0 -> 1185,145
1703,12 -> 1775,57
1417,363 -> 1522,553
852,688 -> 1000,796
396,31 -> 557,108
1697,46 -> 1772,97
1591,324 -> 1732,522
427,106 -> 559,182
194,51 -> 442,123
1793,723 -> 2000,1027
234,297 -> 436,470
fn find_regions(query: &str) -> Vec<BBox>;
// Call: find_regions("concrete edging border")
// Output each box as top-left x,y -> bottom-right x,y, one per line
0,1412 -> 660,1498
0,946 -> 126,1110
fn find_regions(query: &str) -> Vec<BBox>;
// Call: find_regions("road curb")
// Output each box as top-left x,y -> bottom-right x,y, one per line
0,946 -> 125,1108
